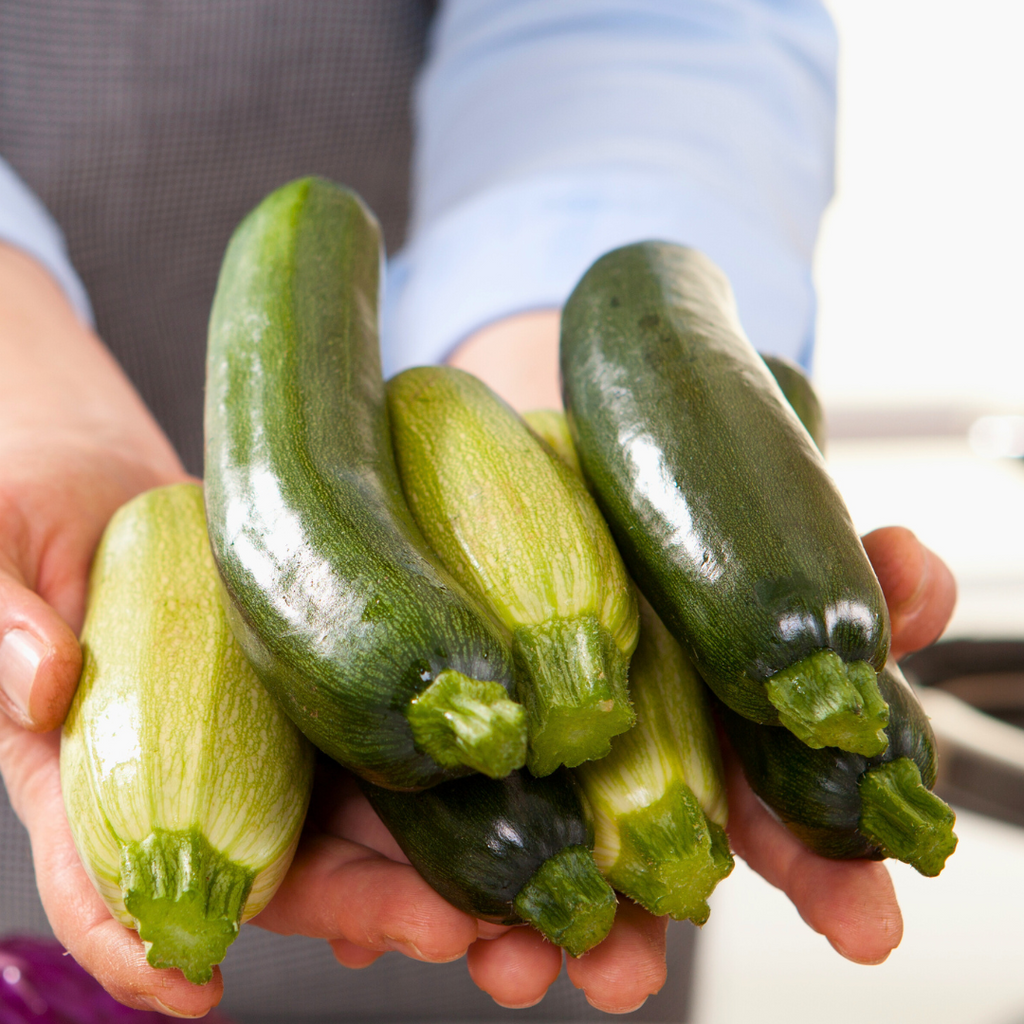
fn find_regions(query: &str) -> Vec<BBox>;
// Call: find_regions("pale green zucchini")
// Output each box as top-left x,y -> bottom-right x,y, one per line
577,594 -> 733,924
531,410 -> 733,921
387,367 -> 639,777
61,483 -> 315,985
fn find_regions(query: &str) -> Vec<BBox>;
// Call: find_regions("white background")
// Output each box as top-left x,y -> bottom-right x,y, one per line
692,2 -> 1024,1021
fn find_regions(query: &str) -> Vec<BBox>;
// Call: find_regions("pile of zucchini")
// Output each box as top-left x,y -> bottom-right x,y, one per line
62,178 -> 957,989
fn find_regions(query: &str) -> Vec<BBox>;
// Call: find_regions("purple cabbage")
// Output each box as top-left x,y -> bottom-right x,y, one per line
0,937 -> 235,1023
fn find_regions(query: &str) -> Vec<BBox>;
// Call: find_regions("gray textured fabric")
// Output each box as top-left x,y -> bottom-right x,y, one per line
0,0 -> 429,475
219,920 -> 694,1023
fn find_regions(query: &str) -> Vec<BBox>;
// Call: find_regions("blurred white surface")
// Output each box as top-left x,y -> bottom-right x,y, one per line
812,0 -> 1024,410
690,0 -> 1024,1020
693,808 -> 1024,1024
826,437 -> 1024,640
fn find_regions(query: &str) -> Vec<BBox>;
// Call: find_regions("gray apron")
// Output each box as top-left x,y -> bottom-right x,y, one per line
0,3 -> 695,1018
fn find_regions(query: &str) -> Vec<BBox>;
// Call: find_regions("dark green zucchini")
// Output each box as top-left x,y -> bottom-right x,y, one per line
761,353 -> 827,454
716,661 -> 957,876
560,241 -> 890,756
205,177 -> 525,790
359,768 -> 617,956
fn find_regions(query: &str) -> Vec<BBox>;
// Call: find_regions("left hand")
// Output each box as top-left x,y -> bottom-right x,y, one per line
434,312 -> 958,1011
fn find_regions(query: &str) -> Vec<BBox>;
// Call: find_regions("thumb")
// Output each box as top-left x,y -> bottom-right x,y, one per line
0,565 -> 82,731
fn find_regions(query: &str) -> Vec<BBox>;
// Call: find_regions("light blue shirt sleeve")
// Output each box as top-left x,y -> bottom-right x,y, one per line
382,0 -> 837,375
0,157 -> 94,325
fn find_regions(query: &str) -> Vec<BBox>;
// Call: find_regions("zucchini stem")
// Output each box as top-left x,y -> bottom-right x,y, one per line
121,829 -> 254,985
858,757 -> 958,877
513,846 -> 617,957
513,615 -> 635,777
765,651 -> 889,756
407,670 -> 527,778
594,779 -> 733,925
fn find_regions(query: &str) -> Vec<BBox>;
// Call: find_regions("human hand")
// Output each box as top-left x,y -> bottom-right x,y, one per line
723,525 -> 958,966
0,244 -> 201,1014
445,311 -> 959,1009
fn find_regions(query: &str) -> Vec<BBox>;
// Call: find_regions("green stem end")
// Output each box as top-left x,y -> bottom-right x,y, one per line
121,829 -> 254,986
407,669 -> 527,778
514,846 -> 618,957
858,757 -> 958,877
606,780 -> 734,926
765,651 -> 889,756
515,616 -> 635,777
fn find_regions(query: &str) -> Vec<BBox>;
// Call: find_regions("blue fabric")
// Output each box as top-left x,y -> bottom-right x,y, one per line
384,0 -> 836,373
0,0 -> 836,370
0,156 -> 93,324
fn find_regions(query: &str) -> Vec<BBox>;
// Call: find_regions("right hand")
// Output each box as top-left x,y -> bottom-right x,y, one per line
0,242 -> 205,1013
0,245 -> 656,1016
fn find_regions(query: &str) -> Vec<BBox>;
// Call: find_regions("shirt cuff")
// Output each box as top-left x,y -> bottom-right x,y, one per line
0,157 -> 94,325
382,165 -> 816,378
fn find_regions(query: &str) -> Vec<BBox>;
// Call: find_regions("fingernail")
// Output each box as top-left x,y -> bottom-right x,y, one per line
142,995 -> 207,1018
0,628 -> 47,726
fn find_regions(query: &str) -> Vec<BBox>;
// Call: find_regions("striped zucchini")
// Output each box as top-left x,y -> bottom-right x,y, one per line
387,366 -> 639,777
204,178 -> 525,790
561,242 -> 891,757
61,484 -> 315,984
527,410 -> 732,922
576,594 -> 733,923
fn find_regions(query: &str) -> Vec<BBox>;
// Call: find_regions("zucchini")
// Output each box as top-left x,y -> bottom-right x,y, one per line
61,484 -> 315,984
761,353 -> 827,454
387,366 -> 638,777
560,242 -> 890,756
526,409 -> 733,921
359,768 -> 617,956
576,594 -> 734,924
204,178 -> 525,790
716,661 -> 957,876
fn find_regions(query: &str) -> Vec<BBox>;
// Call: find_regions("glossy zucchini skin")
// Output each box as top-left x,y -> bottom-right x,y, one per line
360,768 -> 617,954
204,177 -> 518,790
716,661 -> 956,873
560,242 -> 890,733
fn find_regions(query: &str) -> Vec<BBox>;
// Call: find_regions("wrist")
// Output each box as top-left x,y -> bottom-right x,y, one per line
446,310 -> 561,413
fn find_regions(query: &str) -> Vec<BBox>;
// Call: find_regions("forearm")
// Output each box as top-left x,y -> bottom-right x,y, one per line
0,243 -> 182,477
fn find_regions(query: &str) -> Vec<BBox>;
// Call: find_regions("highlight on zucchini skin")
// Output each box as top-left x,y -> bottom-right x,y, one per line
576,594 -> 733,924
387,366 -> 639,778
560,241 -> 891,757
716,660 -> 957,877
204,178 -> 526,790
61,484 -> 315,985
359,768 -> 617,957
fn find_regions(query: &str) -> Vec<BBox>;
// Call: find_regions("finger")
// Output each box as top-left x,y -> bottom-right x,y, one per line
253,830 -> 479,964
0,718 -> 224,1017
0,567 -> 81,731
306,761 -> 408,863
861,526 -> 957,659
564,900 -> 667,1014
724,744 -> 902,964
329,938 -> 386,970
466,926 -> 563,1008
